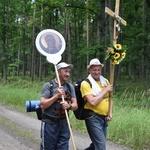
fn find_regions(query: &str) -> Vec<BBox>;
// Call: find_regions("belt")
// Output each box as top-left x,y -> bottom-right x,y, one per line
49,117 -> 66,121
42,114 -> 66,122
94,113 -> 107,119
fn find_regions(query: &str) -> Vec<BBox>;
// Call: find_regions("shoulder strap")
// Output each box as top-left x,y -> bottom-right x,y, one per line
81,79 -> 92,104
49,80 -> 54,96
85,78 -> 92,88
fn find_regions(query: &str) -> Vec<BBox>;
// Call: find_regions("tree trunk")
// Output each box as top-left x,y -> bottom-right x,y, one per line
31,2 -> 36,81
39,4 -> 44,82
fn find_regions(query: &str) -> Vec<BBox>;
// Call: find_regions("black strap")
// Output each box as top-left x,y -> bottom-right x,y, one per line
85,78 -> 92,88
49,80 -> 71,97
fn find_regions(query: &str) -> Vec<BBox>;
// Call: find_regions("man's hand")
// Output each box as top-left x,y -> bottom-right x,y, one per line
106,84 -> 113,93
60,101 -> 71,110
107,115 -> 112,121
56,86 -> 65,97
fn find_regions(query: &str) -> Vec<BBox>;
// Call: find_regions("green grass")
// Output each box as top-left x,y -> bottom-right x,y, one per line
107,106 -> 150,149
0,78 -> 43,111
0,78 -> 150,150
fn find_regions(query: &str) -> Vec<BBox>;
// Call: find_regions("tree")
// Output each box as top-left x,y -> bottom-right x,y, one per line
0,0 -> 149,82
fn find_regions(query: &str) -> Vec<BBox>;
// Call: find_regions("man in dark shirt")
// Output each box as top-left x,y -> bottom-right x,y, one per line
40,62 -> 78,150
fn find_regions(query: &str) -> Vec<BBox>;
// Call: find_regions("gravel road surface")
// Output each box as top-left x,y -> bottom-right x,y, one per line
0,104 -> 130,150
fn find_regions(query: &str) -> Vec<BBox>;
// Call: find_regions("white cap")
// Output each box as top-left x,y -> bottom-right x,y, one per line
87,58 -> 104,69
56,62 -> 73,70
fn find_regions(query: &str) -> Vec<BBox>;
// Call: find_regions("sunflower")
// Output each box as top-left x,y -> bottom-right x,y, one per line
112,59 -> 118,65
105,44 -> 126,65
114,53 -> 120,59
114,44 -> 122,50
122,52 -> 126,58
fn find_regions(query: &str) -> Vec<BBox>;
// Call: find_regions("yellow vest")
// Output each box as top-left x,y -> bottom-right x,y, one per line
80,79 -> 110,116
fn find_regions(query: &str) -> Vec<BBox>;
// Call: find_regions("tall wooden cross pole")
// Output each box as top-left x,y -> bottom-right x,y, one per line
105,0 -> 127,116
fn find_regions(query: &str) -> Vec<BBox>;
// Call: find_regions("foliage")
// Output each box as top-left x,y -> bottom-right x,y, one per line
0,0 -> 150,83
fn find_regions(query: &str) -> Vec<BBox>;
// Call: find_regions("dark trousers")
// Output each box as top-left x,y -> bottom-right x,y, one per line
40,119 -> 70,150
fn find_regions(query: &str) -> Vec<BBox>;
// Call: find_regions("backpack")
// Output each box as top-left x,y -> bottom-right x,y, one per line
73,79 -> 94,120
36,80 -> 71,120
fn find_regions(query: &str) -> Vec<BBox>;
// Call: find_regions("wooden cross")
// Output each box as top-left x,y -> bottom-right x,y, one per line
105,0 -> 127,117
105,0 -> 127,47
105,0 -> 127,85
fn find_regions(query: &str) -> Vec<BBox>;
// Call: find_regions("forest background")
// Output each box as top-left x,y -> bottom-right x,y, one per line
0,0 -> 150,150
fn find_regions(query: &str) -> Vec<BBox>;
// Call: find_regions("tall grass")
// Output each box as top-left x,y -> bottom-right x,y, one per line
108,106 -> 150,149
108,88 -> 150,149
0,79 -> 149,149
0,78 -> 43,111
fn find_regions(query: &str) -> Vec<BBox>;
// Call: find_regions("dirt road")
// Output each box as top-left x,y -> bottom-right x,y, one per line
0,104 -> 130,150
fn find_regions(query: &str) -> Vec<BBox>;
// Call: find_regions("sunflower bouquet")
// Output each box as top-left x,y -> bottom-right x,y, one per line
105,44 -> 126,65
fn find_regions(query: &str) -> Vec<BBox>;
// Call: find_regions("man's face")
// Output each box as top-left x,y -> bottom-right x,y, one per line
89,65 -> 102,81
45,35 -> 55,47
58,67 -> 71,82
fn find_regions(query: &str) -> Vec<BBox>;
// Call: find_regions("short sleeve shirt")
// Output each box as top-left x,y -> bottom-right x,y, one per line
41,79 -> 76,118
80,79 -> 110,116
